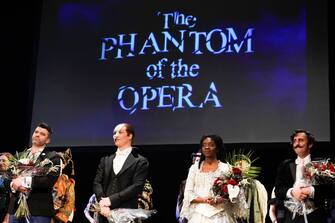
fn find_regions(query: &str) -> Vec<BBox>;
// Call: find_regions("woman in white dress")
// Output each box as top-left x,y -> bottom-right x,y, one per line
180,135 -> 237,223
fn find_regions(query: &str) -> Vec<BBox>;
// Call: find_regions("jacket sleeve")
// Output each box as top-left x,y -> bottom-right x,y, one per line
93,157 -> 106,201
274,159 -> 293,200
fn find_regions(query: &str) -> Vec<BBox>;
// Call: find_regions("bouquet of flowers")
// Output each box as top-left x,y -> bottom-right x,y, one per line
304,159 -> 335,185
284,159 -> 335,222
89,200 -> 157,223
8,149 -> 60,220
211,150 -> 261,219
212,166 -> 245,203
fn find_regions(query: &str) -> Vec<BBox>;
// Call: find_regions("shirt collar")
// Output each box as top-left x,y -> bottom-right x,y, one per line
116,147 -> 132,156
27,147 -> 45,162
295,154 -> 311,165
28,147 -> 45,153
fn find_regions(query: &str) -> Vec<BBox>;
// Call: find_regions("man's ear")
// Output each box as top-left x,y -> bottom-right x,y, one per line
46,137 -> 51,145
308,143 -> 313,149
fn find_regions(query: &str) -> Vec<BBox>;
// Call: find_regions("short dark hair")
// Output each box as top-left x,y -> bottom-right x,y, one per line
37,122 -> 53,135
123,123 -> 135,141
290,129 -> 315,146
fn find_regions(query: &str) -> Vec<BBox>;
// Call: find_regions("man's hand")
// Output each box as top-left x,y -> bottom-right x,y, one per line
11,177 -> 24,191
292,186 -> 311,201
301,186 -> 312,196
11,177 -> 30,194
99,197 -> 111,207
17,186 -> 29,194
100,206 -> 111,217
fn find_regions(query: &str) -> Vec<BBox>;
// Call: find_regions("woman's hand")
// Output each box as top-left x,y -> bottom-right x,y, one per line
205,196 -> 224,205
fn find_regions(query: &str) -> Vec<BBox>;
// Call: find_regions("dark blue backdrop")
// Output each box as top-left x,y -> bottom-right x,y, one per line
1,1 -> 333,223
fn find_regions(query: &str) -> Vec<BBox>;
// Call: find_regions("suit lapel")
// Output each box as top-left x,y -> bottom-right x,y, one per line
106,154 -> 116,178
117,152 -> 136,176
35,149 -> 47,163
289,160 -> 296,182
289,155 -> 313,183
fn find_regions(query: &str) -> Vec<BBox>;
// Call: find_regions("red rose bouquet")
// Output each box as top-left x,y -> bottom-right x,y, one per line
212,166 -> 244,202
211,150 -> 261,219
304,159 -> 335,185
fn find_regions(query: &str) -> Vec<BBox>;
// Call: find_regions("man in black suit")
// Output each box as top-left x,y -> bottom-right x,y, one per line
93,123 -> 149,223
274,129 -> 334,223
8,122 -> 60,223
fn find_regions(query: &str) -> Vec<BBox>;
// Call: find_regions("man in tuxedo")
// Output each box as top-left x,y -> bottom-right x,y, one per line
274,129 -> 334,223
8,122 -> 60,223
93,123 -> 149,223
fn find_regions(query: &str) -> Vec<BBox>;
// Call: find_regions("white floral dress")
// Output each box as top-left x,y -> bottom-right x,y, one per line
180,161 -> 237,223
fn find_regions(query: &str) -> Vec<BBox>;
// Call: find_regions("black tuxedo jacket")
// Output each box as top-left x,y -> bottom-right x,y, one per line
93,148 -> 149,209
274,157 -> 335,223
8,148 -> 60,216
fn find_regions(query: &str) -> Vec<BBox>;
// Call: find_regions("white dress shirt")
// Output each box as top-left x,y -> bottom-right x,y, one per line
113,147 -> 132,174
287,154 -> 314,198
295,155 -> 311,186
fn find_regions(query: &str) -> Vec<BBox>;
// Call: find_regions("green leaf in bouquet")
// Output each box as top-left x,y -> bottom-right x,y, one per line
225,149 -> 261,178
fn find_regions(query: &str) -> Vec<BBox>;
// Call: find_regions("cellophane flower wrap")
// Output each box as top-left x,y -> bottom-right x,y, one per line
8,149 -> 60,220
284,159 -> 335,221
90,201 -> 157,223
211,150 -> 261,220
